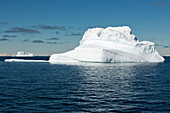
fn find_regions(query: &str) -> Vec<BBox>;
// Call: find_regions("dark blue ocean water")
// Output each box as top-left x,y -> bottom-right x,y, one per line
0,58 -> 170,112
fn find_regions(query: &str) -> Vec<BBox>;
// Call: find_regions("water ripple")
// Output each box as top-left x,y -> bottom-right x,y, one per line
0,62 -> 170,112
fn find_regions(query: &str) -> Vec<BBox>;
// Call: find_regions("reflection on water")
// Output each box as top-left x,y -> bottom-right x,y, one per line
0,62 -> 169,112
58,62 -> 166,112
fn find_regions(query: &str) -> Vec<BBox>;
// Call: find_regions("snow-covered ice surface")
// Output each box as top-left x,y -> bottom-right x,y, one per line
50,26 -> 164,63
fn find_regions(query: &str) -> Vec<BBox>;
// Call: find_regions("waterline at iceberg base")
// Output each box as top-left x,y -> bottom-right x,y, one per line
49,26 -> 164,63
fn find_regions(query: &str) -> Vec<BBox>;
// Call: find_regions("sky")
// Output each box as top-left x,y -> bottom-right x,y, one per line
0,0 -> 170,56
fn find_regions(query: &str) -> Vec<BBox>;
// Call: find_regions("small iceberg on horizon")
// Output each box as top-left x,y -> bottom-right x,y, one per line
49,26 -> 164,63
16,51 -> 35,57
4,51 -> 49,62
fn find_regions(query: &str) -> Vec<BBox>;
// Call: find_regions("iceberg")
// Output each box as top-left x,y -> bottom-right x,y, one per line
16,51 -> 35,57
49,26 -> 164,63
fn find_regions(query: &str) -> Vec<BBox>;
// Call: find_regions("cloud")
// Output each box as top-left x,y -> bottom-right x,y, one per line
59,41 -> 70,44
32,25 -> 65,30
22,38 -> 29,42
46,41 -> 70,44
58,42 -> 65,44
0,22 -> 9,25
68,26 -> 74,29
32,40 -> 44,43
155,44 -> 159,46
70,33 -> 82,36
46,42 -> 58,44
67,26 -> 85,30
5,27 -> 40,34
164,46 -> 169,48
151,1 -> 167,6
66,33 -> 82,36
46,37 -> 59,40
55,31 -> 59,34
3,35 -> 17,38
155,44 -> 163,46
0,38 -> 9,41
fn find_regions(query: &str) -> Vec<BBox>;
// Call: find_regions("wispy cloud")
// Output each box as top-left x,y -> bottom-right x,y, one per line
164,46 -> 169,48
22,38 -> 29,42
58,41 -> 70,44
46,41 -> 69,44
32,25 -> 65,30
0,22 -> 9,25
55,31 -> 59,34
46,42 -> 58,44
0,38 -> 9,41
70,33 -> 82,36
155,44 -> 163,46
66,33 -> 82,36
3,35 -> 17,38
46,37 -> 59,40
5,27 -> 40,34
32,40 -> 44,43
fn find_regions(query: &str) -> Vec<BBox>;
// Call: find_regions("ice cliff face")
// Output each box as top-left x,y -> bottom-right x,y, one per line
49,26 -> 164,63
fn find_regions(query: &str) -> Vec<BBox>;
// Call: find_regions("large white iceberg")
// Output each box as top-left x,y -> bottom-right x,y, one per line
49,26 -> 164,63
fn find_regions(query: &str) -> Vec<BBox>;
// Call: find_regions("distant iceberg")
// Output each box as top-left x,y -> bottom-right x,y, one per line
16,51 -> 35,57
49,26 -> 164,63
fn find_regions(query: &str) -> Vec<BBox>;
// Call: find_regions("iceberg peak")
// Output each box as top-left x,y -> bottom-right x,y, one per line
50,26 -> 164,63
80,26 -> 138,46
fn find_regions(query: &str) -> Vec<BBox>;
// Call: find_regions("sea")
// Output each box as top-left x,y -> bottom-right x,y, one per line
0,57 -> 170,112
